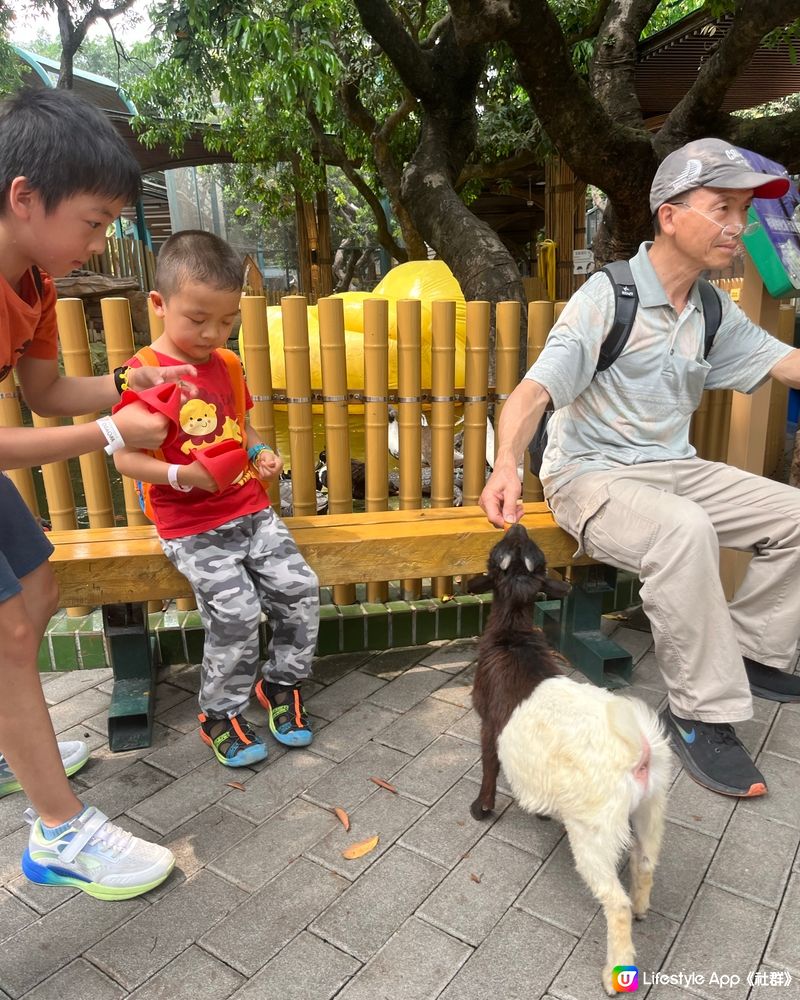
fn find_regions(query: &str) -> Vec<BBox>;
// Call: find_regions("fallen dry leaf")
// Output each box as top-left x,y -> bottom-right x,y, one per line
470,873 -> 482,884
342,835 -> 380,860
226,781 -> 246,791
334,807 -> 350,831
370,776 -> 397,793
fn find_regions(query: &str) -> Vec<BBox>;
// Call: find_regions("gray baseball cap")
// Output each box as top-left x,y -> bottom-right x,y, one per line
650,138 -> 790,213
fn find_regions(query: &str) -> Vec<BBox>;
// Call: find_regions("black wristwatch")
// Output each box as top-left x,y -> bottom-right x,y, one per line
113,366 -> 130,395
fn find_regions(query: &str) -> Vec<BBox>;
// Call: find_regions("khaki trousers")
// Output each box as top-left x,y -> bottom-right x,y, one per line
548,458 -> 800,722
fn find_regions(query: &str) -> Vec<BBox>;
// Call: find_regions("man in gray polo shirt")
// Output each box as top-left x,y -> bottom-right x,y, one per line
480,138 -> 800,799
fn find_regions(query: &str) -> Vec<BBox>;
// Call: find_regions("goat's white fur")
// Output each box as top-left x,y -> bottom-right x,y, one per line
497,676 -> 672,994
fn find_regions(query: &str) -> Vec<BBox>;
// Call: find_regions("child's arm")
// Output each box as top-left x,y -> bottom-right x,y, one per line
245,423 -> 283,480
114,448 -> 218,492
0,404 -> 172,471
15,355 -> 197,419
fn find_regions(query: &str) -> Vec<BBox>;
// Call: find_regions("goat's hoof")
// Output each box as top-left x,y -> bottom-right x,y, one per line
470,800 -> 493,821
633,910 -> 648,922
602,966 -> 615,996
535,812 -> 552,822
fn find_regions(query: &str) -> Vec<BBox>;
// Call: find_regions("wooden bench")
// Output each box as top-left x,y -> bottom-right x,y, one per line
48,504 -> 633,750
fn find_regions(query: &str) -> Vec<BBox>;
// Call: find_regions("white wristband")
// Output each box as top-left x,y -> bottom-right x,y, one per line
167,463 -> 192,492
96,416 -> 125,455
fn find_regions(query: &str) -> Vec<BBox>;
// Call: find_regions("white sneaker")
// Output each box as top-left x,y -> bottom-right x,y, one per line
0,740 -> 90,798
22,806 -> 175,900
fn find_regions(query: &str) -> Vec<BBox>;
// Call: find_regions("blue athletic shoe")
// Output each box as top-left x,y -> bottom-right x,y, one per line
0,740 -> 90,798
199,713 -> 268,767
22,806 -> 175,901
254,680 -> 313,747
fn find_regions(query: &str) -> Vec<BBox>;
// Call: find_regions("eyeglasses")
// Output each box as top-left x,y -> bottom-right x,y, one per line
673,202 -> 760,239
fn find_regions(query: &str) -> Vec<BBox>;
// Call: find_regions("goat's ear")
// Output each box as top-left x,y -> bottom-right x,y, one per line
466,573 -> 492,594
541,576 -> 570,598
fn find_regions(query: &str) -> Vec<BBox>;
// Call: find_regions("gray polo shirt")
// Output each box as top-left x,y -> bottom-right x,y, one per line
526,242 -> 793,497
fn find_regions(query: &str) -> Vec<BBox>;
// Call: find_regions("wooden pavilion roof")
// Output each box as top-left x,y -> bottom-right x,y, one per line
636,10 -> 800,120
14,48 -> 234,174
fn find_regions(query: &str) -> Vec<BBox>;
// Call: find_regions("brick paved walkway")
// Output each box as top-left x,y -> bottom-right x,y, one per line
0,625 -> 798,999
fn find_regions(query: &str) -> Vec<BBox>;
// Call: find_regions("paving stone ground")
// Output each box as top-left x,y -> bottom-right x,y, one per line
2,622 -> 799,999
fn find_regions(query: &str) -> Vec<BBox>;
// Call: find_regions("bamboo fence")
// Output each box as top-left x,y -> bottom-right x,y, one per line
0,281 -> 793,608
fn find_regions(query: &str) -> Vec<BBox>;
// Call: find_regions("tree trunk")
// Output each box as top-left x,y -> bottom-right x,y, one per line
591,197 -> 654,266
400,116 -> 526,379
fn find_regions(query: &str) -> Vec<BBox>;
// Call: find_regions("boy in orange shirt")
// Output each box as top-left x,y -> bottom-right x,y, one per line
0,88 -> 193,899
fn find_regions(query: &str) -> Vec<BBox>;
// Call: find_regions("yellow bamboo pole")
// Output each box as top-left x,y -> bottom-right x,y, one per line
55,300 -> 115,530
721,255 -> 780,597
0,372 -> 39,513
462,301 -> 490,507
101,298 -> 149,527
364,297 -> 390,603
430,300 -> 456,597
764,303 -> 795,477
55,299 -> 115,617
397,299 -> 423,601
494,300 -> 521,462
30,410 -> 89,617
240,296 -> 276,447
281,296 -> 317,515
523,300 -> 555,501
31,410 -> 77,532
318,296 -> 356,606
0,357 -> 83,615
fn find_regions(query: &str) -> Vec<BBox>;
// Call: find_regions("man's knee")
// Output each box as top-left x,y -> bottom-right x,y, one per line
662,500 -> 716,545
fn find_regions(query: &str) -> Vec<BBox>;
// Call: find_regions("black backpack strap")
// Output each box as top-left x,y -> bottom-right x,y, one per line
597,259 -> 639,373
697,278 -> 722,358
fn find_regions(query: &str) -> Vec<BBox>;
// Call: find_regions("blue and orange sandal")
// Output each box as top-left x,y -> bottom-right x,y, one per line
198,713 -> 268,767
254,680 -> 313,747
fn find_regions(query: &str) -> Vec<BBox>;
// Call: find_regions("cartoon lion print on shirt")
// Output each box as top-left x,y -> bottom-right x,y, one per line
179,398 -> 244,455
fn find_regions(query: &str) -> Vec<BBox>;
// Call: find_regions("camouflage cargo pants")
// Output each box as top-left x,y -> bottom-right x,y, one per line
160,507 -> 319,718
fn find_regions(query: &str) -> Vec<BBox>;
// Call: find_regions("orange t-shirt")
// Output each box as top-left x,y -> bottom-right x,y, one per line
0,268 -> 59,384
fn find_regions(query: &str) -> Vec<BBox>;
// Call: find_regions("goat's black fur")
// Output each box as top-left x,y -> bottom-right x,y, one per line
468,523 -> 570,820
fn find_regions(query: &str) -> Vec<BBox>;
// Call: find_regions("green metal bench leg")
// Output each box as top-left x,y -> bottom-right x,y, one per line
535,565 -> 632,689
102,602 -> 159,752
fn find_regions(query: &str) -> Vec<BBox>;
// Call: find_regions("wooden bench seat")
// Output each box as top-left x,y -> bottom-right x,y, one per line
47,504 -> 630,752
49,503 -> 592,607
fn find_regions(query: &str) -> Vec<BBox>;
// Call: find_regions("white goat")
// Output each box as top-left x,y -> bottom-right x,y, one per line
469,524 -> 671,994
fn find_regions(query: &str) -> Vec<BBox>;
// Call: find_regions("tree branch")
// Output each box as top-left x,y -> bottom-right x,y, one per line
338,80 -> 427,259
448,0 -> 519,45
729,106 -> 800,175
377,91 -> 417,144
353,0 -> 437,101
589,0 -> 661,125
456,149 -> 542,189
566,0 -> 613,46
308,107 -> 408,262
499,0 -> 655,196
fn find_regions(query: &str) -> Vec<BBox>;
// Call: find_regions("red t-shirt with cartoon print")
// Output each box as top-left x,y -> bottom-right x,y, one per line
127,348 -> 270,539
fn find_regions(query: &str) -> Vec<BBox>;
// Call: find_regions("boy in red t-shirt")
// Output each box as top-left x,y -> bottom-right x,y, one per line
0,88 -> 194,899
114,230 -> 319,767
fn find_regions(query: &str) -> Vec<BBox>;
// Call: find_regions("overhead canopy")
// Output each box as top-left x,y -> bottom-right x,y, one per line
13,47 -> 234,174
635,11 -> 800,120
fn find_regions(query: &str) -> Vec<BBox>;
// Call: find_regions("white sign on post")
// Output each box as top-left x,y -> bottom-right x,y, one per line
573,249 -> 594,275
